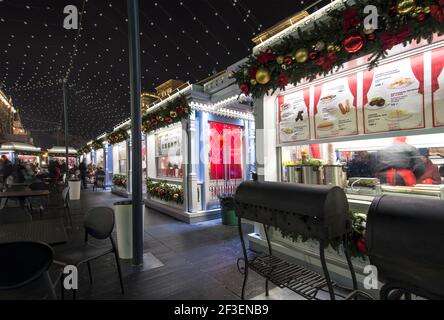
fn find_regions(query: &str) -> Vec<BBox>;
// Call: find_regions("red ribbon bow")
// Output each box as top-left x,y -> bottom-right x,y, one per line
342,8 -> 361,30
278,73 -> 289,88
431,0 -> 444,23
315,53 -> 338,71
379,26 -> 410,50
257,49 -> 275,64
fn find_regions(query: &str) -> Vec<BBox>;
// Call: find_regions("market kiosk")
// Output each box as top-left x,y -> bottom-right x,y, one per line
47,146 -> 78,169
0,142 -> 41,165
232,0 -> 444,294
143,75 -> 255,223
107,127 -> 131,198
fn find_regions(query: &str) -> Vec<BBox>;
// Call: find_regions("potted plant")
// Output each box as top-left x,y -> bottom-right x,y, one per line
218,192 -> 237,226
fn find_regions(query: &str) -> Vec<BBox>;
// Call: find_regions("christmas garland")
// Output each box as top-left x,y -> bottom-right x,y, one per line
146,178 -> 184,204
112,174 -> 127,188
142,96 -> 189,134
278,212 -> 368,259
233,0 -> 444,98
91,139 -> 104,150
107,129 -> 129,145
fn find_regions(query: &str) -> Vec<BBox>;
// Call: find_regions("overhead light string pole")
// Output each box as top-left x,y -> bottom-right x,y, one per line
63,78 -> 69,180
127,0 -> 144,266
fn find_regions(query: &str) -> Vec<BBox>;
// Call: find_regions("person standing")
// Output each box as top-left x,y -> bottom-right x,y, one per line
374,137 -> 425,186
1,155 -> 13,182
79,160 -> 87,189
418,148 -> 441,185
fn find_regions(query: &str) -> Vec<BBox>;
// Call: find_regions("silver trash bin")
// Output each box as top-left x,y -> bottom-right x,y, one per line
113,200 -> 133,259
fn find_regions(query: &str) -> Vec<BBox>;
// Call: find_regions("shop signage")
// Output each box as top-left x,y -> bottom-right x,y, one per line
314,75 -> 358,139
276,43 -> 444,145
363,54 -> 425,133
278,89 -> 310,143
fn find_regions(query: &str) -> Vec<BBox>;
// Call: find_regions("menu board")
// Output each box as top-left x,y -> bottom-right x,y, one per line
314,76 -> 358,139
432,47 -> 444,127
278,90 -> 310,143
363,56 -> 425,133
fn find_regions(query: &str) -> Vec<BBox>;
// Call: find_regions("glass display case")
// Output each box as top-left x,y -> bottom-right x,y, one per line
155,126 -> 183,179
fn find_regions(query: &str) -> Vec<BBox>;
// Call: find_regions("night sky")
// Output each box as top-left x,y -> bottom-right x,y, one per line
0,0 -> 330,148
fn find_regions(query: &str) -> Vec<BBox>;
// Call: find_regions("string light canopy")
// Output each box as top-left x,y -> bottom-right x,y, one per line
0,0 -> 329,146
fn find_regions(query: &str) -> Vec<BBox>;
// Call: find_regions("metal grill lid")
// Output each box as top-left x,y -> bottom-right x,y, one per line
235,181 -> 349,239
367,195 -> 444,297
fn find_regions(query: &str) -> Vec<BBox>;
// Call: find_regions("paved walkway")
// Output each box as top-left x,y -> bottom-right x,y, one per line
54,189 -> 267,300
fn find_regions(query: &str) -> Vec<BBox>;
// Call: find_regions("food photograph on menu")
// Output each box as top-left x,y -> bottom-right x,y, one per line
314,75 -> 358,139
363,55 -> 425,133
278,89 -> 311,143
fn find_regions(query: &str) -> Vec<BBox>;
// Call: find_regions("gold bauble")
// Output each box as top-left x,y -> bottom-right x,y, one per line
294,49 -> 309,63
327,44 -> 336,53
414,6 -> 424,14
334,45 -> 342,53
250,79 -> 257,86
276,55 -> 285,65
255,68 -> 271,85
424,6 -> 431,14
397,0 -> 416,15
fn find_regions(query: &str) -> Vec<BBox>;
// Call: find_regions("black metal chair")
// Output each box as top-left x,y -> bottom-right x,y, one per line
93,173 -> 106,191
54,207 -> 124,299
28,182 -> 49,217
0,241 -> 56,300
61,186 -> 72,228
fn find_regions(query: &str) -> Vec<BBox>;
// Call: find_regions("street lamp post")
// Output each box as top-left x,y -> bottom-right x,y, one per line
127,0 -> 144,266
63,79 -> 69,179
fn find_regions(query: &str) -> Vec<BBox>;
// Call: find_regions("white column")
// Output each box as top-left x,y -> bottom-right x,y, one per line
186,113 -> 201,213
254,93 -> 278,182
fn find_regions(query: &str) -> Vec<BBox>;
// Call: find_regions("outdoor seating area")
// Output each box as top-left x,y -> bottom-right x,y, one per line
0,188 -> 265,300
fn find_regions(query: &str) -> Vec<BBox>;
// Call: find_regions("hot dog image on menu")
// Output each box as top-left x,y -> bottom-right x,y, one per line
314,75 -> 358,139
363,55 -> 425,133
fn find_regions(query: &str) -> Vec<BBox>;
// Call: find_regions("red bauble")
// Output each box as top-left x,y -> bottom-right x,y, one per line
356,239 -> 368,255
343,34 -> 365,54
278,73 -> 289,87
389,4 -> 397,13
417,12 -> 426,22
367,33 -> 376,41
284,56 -> 293,66
239,83 -> 250,95
309,51 -> 318,60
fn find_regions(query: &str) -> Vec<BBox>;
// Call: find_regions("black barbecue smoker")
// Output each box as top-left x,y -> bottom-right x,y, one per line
234,181 -> 371,300
367,195 -> 444,300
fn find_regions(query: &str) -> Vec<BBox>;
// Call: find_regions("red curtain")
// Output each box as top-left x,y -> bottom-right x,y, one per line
432,47 -> 444,94
313,84 -> 323,115
277,95 -> 285,122
362,68 -> 374,107
209,122 -> 243,180
410,54 -> 425,95
347,74 -> 358,108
